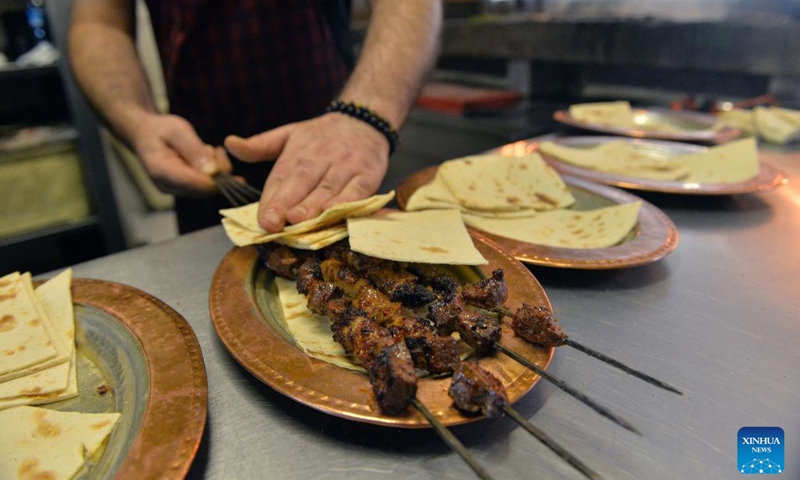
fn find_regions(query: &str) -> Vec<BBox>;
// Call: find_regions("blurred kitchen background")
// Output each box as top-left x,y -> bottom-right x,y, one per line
0,0 -> 798,275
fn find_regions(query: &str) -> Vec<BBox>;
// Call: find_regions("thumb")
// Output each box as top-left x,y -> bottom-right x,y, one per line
224,124 -> 292,163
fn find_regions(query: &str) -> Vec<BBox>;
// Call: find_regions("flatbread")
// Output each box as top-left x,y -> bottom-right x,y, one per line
0,273 -> 60,382
754,106 -> 800,145
347,209 -> 488,265
274,225 -> 349,250
0,270 -> 78,408
539,140 -> 690,180
716,109 -> 757,137
681,137 -> 760,183
274,277 -> 363,372
437,154 -> 575,212
0,405 -> 120,480
462,202 -> 642,249
569,101 -> 635,127
220,191 -> 395,247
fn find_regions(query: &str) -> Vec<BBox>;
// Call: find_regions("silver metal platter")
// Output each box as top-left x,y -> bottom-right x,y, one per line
523,135 -> 786,195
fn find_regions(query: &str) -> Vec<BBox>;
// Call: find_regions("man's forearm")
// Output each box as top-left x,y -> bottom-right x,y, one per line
338,0 -> 442,128
68,2 -> 157,147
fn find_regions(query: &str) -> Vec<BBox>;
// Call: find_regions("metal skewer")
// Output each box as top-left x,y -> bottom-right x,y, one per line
494,306 -> 682,395
493,343 -> 639,435
411,398 -> 496,480
501,405 -> 604,480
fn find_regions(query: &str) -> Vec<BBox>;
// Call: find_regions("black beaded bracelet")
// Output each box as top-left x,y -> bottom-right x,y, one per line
325,100 -> 399,155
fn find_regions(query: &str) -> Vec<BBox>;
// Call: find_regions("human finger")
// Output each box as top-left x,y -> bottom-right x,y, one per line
224,125 -> 292,163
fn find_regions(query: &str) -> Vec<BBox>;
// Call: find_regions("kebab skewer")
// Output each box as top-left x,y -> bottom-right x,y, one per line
270,245 -> 603,480
316,246 -> 639,433
292,251 -> 496,479
346,254 -> 681,395
450,361 -> 604,480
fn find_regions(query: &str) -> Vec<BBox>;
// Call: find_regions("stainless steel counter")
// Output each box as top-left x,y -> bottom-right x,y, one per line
60,145 -> 799,480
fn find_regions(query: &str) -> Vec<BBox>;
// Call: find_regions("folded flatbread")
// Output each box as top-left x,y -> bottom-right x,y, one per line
220,191 -> 395,247
0,273 -> 67,383
0,405 -> 120,480
0,270 -> 78,408
539,140 -> 690,181
462,202 -> 642,249
348,209 -> 487,265
681,137 -> 760,183
436,154 -> 575,212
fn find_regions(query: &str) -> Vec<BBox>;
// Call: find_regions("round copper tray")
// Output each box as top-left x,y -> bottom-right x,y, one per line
396,167 -> 679,270
55,279 -> 208,480
209,232 -> 554,428
553,107 -> 741,144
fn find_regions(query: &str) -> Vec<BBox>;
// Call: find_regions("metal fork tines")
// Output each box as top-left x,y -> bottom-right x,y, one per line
213,173 -> 261,207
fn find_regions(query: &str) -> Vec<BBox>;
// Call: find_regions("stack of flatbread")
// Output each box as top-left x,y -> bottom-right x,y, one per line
0,269 -> 77,408
220,191 -> 488,265
0,269 -> 121,480
405,153 -> 642,249
539,137 -> 761,184
717,106 -> 800,145
220,191 -> 396,249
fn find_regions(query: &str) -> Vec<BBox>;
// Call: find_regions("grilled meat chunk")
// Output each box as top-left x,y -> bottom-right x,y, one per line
449,361 -> 508,419
511,304 -> 567,347
461,269 -> 508,310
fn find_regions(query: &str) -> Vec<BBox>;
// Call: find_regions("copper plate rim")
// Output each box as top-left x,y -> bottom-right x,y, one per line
70,278 -> 208,480
553,109 -> 741,144
396,167 -> 679,270
528,135 -> 786,195
209,232 -> 555,428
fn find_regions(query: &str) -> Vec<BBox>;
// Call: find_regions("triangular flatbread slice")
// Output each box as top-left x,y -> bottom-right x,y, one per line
682,137 -> 760,183
0,270 -> 78,408
539,140 -> 689,180
0,273 -> 61,382
0,405 -> 120,480
462,202 -> 641,249
347,209 -> 487,265
437,154 -> 575,212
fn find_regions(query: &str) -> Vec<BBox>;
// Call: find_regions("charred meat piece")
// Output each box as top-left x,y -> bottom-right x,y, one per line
461,269 -> 508,310
455,307 -> 502,356
428,293 -> 462,335
259,244 -> 316,280
387,317 -> 460,374
449,361 -> 508,419
511,304 -> 567,347
334,313 -> 418,414
296,258 -> 323,295
386,281 -> 436,307
320,258 -> 372,298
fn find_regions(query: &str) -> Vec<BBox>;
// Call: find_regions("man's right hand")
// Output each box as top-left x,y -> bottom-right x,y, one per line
128,112 -> 233,197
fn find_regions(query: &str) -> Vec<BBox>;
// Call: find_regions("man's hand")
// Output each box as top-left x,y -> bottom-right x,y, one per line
225,113 -> 390,233
129,112 -> 233,197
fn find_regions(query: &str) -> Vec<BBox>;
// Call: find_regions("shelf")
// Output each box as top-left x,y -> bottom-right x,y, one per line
0,64 -> 59,81
0,216 -> 100,250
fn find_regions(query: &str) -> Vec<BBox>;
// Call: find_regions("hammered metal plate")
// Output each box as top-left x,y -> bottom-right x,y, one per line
209,232 -> 554,428
396,167 -> 679,270
38,278 -> 208,480
553,107 -> 740,144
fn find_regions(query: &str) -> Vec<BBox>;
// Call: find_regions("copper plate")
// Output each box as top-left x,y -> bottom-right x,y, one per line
513,135 -> 786,195
396,167 -> 679,270
40,278 -> 208,480
209,232 -> 554,428
553,108 -> 741,144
